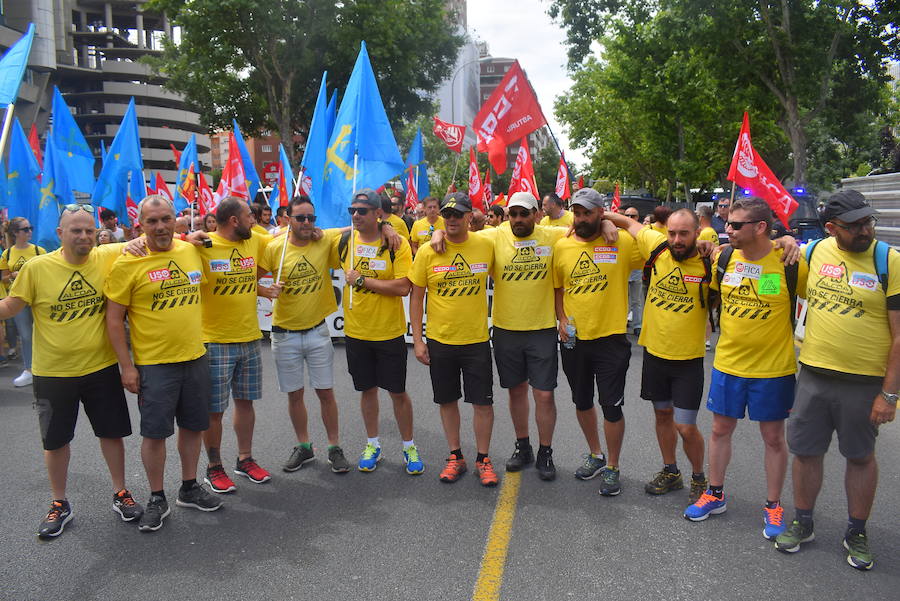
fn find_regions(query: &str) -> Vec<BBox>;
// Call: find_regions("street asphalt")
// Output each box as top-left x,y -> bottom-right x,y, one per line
0,333 -> 898,600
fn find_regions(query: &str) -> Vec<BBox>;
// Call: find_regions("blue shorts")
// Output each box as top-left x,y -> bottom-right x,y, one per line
706,368 -> 795,421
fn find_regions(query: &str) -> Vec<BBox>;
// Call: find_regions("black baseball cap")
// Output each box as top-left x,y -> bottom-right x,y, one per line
821,190 -> 877,223
441,192 -> 472,213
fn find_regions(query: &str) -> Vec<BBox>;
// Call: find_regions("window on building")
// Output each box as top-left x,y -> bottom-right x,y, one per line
486,65 -> 494,73
261,144 -> 273,153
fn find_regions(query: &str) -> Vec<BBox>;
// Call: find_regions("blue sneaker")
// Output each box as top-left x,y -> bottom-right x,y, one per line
358,443 -> 382,472
684,490 -> 727,521
403,445 -> 425,475
763,504 -> 786,540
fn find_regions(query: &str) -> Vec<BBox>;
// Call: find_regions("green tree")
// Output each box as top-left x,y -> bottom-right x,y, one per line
147,0 -> 463,163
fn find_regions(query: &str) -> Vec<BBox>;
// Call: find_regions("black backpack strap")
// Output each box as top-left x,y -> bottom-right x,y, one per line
715,245 -> 734,287
784,261 -> 798,327
338,230 -> 352,264
643,241 -> 669,285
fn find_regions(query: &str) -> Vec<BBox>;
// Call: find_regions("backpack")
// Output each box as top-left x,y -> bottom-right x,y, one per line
715,245 -> 798,326
642,241 -> 716,324
804,238 -> 890,297
2,244 -> 43,265
337,231 -> 396,266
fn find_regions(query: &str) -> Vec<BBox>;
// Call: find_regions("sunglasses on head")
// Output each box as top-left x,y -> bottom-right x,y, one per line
291,214 -> 316,223
726,220 -> 762,230
63,203 -> 96,214
347,207 -> 371,216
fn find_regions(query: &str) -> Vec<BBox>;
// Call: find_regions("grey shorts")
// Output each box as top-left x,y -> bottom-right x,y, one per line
137,354 -> 211,439
787,367 -> 880,459
492,327 -> 558,391
271,322 -> 334,392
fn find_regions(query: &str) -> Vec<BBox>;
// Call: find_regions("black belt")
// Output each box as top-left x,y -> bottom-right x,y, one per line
271,320 -> 325,334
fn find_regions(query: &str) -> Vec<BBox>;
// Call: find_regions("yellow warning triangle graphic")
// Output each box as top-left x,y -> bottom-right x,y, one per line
354,257 -> 378,277
11,256 -> 26,272
569,251 -> 600,278
444,253 -> 473,279
512,246 -> 540,264
228,248 -> 252,273
726,278 -> 762,303
655,266 -> 688,294
287,257 -> 318,280
160,260 -> 191,289
58,270 -> 97,302
816,261 -> 852,295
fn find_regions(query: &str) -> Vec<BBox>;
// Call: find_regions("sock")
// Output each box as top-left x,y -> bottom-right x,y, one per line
151,490 -> 166,500
326,444 -> 338,451
709,485 -> 724,498
664,463 -> 679,475
591,451 -> 606,460
607,465 -> 618,471
476,452 -> 489,463
516,436 -> 531,448
402,439 -> 415,449
450,448 -> 463,460
538,444 -> 552,454
181,479 -> 197,491
692,472 -> 706,482
367,437 -> 381,448
796,508 -> 814,526
298,442 -> 312,450
847,516 -> 867,536
765,499 -> 780,509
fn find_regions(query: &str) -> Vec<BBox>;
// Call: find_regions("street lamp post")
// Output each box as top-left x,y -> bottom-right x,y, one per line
449,56 -> 487,125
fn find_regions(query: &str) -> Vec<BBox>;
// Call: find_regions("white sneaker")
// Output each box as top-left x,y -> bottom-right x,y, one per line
13,370 -> 32,387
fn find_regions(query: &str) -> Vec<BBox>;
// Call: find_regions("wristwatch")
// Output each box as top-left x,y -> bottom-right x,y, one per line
882,391 -> 899,406
353,275 -> 366,290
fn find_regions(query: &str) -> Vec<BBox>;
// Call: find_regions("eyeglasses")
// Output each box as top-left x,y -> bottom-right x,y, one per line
832,217 -> 877,234
291,214 -> 316,223
717,204 -> 729,208
726,220 -> 763,230
441,210 -> 464,219
347,207 -> 371,216
508,209 -> 533,219
16,226 -> 33,233
63,203 -> 96,214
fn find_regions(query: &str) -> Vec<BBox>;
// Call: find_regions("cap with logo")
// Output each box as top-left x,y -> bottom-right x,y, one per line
820,190 -> 877,224
507,192 -> 539,212
441,192 -> 473,214
570,187 -> 604,210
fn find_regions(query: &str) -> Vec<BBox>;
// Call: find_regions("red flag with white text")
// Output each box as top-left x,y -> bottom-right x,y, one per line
483,168 -> 494,206
197,173 -> 216,216
612,182 -> 621,212
468,147 -> 485,211
555,153 -> 570,200
155,173 -> 173,202
213,133 -> 251,207
405,167 -> 419,210
507,139 -> 539,199
433,116 -> 466,153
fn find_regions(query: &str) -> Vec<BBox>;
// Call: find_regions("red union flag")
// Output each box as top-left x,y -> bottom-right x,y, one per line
483,168 -> 494,206
727,112 -> 798,227
555,153 -> 570,200
468,147 -> 484,210
612,182 -> 621,212
213,132 -> 250,206
433,116 -> 466,153
474,61 -> 547,174
125,196 -> 139,225
507,138 -> 539,199
197,173 -> 215,216
155,173 -> 173,202
405,167 -> 419,210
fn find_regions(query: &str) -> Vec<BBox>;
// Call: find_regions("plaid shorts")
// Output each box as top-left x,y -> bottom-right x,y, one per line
206,341 -> 263,412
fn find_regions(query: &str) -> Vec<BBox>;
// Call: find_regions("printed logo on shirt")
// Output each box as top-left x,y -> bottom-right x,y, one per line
147,261 -> 191,289
228,249 -> 255,273
49,270 -> 105,323
355,245 -> 378,259
647,266 -> 699,314
722,279 -> 773,319
815,261 -> 852,295
58,270 -> 98,302
434,253 -> 483,297
283,256 -> 322,295
849,272 -> 878,291
442,254 -> 474,280
502,246 -> 549,281
210,259 -> 230,273
570,251 -> 601,279
654,267 -> 688,294
733,261 -> 762,279
567,251 -> 608,295
11,256 -> 26,272
354,257 -> 378,278
818,263 -> 844,278
149,261 -> 201,310
512,245 -> 540,264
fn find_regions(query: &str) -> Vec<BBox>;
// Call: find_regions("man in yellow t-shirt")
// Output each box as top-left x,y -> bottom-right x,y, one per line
409,196 -> 444,254
776,191 -> 899,568
697,205 -> 720,246
540,193 -> 574,228
685,196 -> 807,540
410,192 -> 498,487
620,205 -> 644,336
196,197 -> 274,494
105,195 -> 223,532
552,188 -> 643,495
259,196 -> 350,474
384,194 -> 411,240
606,209 -> 712,504
0,206 -> 141,538
336,189 -> 423,475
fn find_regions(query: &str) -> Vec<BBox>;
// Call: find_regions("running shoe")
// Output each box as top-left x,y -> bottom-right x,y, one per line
476,457 -> 499,487
176,483 -> 223,512
689,476 -> 709,504
138,495 -> 170,533
328,446 -> 351,473
439,456 -> 467,483
684,491 -> 727,521
574,453 -> 607,480
283,444 -> 314,472
235,457 -> 272,483
774,520 -> 815,553
763,503 -> 786,540
598,467 -> 621,496
112,489 -> 144,522
403,445 -> 425,475
358,443 -> 382,472
205,465 -> 237,493
843,532 -> 874,571
13,369 -> 32,387
535,447 -> 556,481
644,470 -> 684,495
38,500 -> 72,539
505,441 -> 534,472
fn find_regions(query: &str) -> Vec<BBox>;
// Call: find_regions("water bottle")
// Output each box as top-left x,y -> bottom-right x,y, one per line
563,317 -> 576,350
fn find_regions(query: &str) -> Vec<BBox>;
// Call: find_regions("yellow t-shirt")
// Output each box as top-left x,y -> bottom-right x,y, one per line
252,224 -> 275,248
409,217 -> 445,246
800,238 -> 900,377
481,225 -> 567,331
699,226 -> 719,246
259,229 -> 340,330
551,231 -> 643,340
10,245 -> 123,377
409,235 -> 495,345
651,223 -> 667,236
197,231 -> 269,343
636,228 -> 710,360
0,244 -> 47,274
711,246 -> 808,378
385,214 -> 411,241
540,211 -> 574,228
337,234 -> 412,341
104,240 -> 206,365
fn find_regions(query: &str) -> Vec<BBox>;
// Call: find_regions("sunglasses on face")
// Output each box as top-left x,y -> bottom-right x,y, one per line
347,207 -> 371,216
441,210 -> 464,219
291,214 -> 316,223
726,220 -> 762,230
16,226 -> 33,232
63,203 -> 96,214
832,216 -> 877,234
509,209 -> 532,219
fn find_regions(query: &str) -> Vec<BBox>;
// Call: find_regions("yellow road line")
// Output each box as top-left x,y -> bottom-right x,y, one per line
472,471 -> 523,601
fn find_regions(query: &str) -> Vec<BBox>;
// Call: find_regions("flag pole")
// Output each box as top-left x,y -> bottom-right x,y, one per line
274,217 -> 291,296
450,153 -> 461,188
0,103 -> 16,161
349,152 -> 358,310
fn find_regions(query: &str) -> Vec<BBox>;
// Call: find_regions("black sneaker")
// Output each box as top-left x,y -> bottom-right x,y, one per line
113,489 -> 144,522
283,444 -> 315,472
38,500 -> 73,539
574,453 -> 607,480
176,483 -> 224,512
535,447 -> 556,481
644,470 -> 684,495
138,495 -> 170,532
328,446 -> 351,473
505,441 -> 534,472
598,467 -> 621,496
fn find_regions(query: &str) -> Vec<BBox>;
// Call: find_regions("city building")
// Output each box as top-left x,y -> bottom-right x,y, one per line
433,0 -> 480,149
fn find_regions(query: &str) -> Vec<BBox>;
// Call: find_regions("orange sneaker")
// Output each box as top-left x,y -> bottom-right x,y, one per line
476,457 -> 499,487
439,456 -> 467,483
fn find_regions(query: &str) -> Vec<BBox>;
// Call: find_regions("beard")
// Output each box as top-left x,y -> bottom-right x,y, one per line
574,220 -> 599,238
511,221 -> 534,238
670,241 -> 697,261
236,224 -> 252,240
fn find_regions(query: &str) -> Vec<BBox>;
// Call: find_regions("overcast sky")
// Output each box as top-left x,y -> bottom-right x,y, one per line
467,1 -> 587,166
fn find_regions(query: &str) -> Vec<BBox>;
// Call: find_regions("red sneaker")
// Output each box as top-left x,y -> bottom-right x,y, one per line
439,456 -> 467,483
234,457 -> 272,484
476,457 -> 499,487
205,465 -> 237,493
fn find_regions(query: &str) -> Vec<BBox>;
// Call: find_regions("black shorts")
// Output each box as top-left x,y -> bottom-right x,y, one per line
426,339 -> 493,406
345,335 -> 408,393
492,327 -> 558,391
640,350 -> 704,411
560,334 -> 630,411
137,354 -> 211,439
34,364 -> 131,451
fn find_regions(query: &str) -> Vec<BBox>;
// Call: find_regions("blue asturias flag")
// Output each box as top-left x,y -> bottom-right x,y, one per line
326,90 -> 338,141
5,119 -> 40,222
319,41 -> 405,228
0,23 -> 35,106
402,128 -> 430,199
301,73 -> 329,203
50,86 -> 95,193
35,135 -> 76,249
91,97 -> 143,221
174,134 -> 198,212
233,119 -> 261,201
